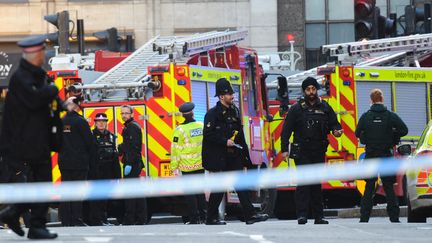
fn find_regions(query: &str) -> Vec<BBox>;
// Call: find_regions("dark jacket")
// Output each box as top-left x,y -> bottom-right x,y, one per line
0,59 -> 58,162
202,101 -> 252,172
93,128 -> 121,179
355,104 -> 408,156
281,98 -> 341,153
118,118 -> 143,170
59,111 -> 95,171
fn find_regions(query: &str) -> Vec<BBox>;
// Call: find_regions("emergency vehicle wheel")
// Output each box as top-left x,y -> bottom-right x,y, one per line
407,200 -> 427,223
256,188 -> 276,217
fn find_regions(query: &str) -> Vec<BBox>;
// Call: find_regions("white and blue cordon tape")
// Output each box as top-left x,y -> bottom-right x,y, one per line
0,155 -> 430,203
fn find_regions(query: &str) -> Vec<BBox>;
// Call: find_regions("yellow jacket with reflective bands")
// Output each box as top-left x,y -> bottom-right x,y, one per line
170,121 -> 204,172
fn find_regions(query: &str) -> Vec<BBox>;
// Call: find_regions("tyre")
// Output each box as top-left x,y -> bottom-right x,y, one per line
407,200 -> 427,223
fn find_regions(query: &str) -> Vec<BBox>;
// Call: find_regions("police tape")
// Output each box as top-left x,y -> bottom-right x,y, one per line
0,155 -> 431,204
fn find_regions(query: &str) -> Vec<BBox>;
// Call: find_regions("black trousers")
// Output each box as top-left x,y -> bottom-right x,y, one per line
123,164 -> 147,225
294,151 -> 326,219
207,157 -> 255,221
59,169 -> 88,226
182,169 -> 207,222
360,150 -> 399,221
87,162 -> 120,225
2,156 -> 52,228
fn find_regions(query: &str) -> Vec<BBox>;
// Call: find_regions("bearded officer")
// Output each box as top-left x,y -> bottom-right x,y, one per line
281,77 -> 343,225
202,78 -> 269,225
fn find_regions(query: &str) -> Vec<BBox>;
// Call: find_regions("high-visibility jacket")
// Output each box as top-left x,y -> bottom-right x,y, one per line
170,121 -> 204,172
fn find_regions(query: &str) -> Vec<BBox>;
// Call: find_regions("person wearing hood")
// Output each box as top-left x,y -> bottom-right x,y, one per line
355,88 -> 408,223
281,77 -> 343,225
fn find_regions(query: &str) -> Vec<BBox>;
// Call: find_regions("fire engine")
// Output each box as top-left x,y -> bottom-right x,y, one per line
267,33 -> 432,218
49,30 -> 275,220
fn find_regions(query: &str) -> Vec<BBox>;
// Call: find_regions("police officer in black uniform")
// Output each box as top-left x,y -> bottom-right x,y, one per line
0,35 -> 58,239
355,88 -> 408,223
58,96 -> 96,227
118,105 -> 147,225
281,77 -> 343,225
202,78 -> 269,225
89,113 -> 121,225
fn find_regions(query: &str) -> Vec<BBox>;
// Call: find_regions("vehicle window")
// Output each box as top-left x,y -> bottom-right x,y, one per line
416,122 -> 430,150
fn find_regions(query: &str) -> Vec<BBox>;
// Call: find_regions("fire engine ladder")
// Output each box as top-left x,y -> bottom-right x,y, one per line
91,35 -> 169,87
153,30 -> 248,58
321,33 -> 432,64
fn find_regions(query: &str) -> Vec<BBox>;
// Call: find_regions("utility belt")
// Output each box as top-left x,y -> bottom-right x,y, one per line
289,139 -> 329,159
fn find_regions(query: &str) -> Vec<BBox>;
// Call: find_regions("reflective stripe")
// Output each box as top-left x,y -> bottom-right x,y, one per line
173,142 -> 202,150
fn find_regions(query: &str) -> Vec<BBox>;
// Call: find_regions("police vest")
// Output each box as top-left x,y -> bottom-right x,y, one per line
170,121 -> 204,172
95,132 -> 116,163
299,100 -> 330,143
360,110 -> 393,148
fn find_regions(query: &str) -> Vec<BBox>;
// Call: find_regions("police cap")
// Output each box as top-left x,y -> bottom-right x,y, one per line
94,113 -> 109,121
214,78 -> 234,97
17,35 -> 46,53
179,102 -> 195,114
301,77 -> 320,91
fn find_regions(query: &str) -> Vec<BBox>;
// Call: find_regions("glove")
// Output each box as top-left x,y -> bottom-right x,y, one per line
124,165 -> 132,176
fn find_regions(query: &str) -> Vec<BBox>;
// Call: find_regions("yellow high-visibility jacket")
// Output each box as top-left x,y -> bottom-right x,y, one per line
170,121 -> 204,172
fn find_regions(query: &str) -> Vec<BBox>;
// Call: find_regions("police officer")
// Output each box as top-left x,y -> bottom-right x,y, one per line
355,88 -> 408,223
281,77 -> 343,225
118,105 -> 147,225
89,113 -> 121,226
58,96 -> 96,227
0,35 -> 58,239
171,102 -> 206,224
202,78 -> 269,225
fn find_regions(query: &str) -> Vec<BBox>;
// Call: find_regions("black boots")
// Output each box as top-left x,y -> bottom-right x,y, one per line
245,213 -> 269,225
0,206 -> 24,236
27,228 -> 58,239
298,217 -> 329,225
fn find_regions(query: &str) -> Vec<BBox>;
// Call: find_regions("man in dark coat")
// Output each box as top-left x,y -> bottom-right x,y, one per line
89,112 -> 121,225
0,35 -> 58,239
58,96 -> 96,227
281,77 -> 343,225
118,105 -> 147,225
355,88 -> 408,223
202,78 -> 269,225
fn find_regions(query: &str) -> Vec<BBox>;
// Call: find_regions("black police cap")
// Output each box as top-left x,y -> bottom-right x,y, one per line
94,113 -> 109,121
214,78 -> 234,97
302,77 -> 320,91
179,102 -> 195,113
17,35 -> 46,53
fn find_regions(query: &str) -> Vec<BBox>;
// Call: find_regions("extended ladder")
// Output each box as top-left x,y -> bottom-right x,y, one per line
322,33 -> 432,61
153,30 -> 248,57
93,36 -> 169,85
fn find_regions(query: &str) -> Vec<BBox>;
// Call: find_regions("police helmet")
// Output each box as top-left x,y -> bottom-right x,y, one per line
214,78 -> 234,97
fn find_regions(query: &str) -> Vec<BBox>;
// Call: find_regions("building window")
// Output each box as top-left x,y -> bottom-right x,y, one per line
304,0 -> 354,69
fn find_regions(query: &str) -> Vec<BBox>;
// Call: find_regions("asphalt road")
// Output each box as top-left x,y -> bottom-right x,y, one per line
1,218 -> 431,243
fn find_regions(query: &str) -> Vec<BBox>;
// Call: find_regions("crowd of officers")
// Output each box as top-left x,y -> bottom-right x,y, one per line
58,98 -> 146,227
0,34 -> 411,240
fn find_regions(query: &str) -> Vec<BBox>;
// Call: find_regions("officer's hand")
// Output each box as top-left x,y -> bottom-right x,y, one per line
227,139 -> 235,147
124,165 -> 132,176
333,129 -> 344,137
281,152 -> 289,161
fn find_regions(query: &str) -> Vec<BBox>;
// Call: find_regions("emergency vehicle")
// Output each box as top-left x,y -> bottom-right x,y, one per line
268,33 -> 432,218
49,30 -> 275,220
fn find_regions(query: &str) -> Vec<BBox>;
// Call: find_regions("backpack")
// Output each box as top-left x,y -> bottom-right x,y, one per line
360,110 -> 393,147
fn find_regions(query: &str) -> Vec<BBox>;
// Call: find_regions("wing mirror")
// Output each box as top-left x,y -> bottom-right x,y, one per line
397,144 -> 412,156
